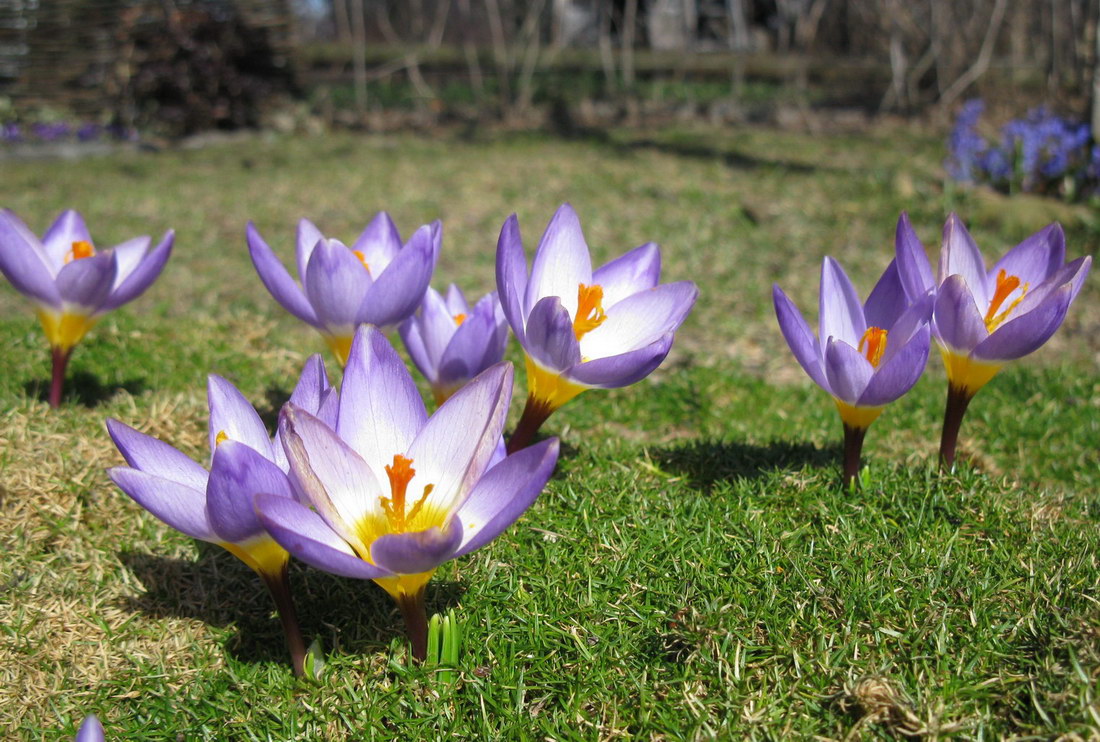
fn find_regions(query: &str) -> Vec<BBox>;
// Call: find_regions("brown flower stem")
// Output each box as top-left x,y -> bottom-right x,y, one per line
506,395 -> 554,454
261,566 -> 306,677
939,384 -> 974,471
396,588 -> 429,663
49,346 -> 72,409
842,423 -> 867,490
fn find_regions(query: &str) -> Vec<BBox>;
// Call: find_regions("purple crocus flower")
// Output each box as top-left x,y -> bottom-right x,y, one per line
255,326 -> 559,662
773,256 -> 933,487
496,203 -> 698,451
75,715 -> 105,742
0,209 -> 173,407
106,356 -> 336,676
895,212 -> 1092,467
398,284 -> 509,405
247,213 -> 440,366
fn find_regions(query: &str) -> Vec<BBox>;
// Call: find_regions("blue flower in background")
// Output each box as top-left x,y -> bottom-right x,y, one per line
947,100 -> 1099,199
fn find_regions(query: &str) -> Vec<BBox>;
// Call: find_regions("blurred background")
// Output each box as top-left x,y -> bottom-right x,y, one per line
0,1 -> 1096,137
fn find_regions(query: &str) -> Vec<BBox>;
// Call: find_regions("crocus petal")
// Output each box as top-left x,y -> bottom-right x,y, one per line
55,251 -> 117,311
878,291 -> 933,366
109,235 -> 151,285
972,284 -> 1073,362
75,714 -> 105,742
255,493 -> 389,580
288,354 -> 331,414
106,418 -> 208,491
444,283 -> 469,315
369,519 -> 464,575
406,363 -> 513,514
495,213 -> 529,343
248,222 -> 318,326
0,210 -> 60,304
42,209 -> 93,269
399,316 -> 434,382
337,325 -> 427,474
358,222 -> 438,328
525,203 -> 593,318
819,257 -> 866,347
295,218 -> 326,280
933,274 -> 988,354
991,222 -> 1066,287
894,212 -> 935,301
207,375 -> 273,460
419,287 -> 459,368
939,213 -> 989,307
772,284 -> 829,391
103,231 -> 173,311
592,242 -> 661,308
862,259 -> 906,331
107,467 -> 214,541
453,437 -> 559,558
824,338 -> 873,405
273,354 -> 336,471
436,310 -> 502,388
524,295 -> 581,372
351,211 -> 403,271
579,281 -> 697,359
207,440 -> 293,543
857,324 -> 930,407
303,238 -> 371,332
566,332 -> 673,387
283,404 -> 383,547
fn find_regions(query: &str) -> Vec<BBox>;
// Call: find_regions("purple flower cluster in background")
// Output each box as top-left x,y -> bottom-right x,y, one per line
946,99 -> 1100,199
1,121 -> 137,144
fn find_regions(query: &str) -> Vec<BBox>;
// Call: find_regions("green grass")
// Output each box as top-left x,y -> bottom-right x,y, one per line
1,124 -> 1098,739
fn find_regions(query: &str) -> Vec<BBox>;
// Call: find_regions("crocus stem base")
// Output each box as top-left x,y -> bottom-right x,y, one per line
841,424 -> 867,490
506,396 -> 555,454
939,384 -> 974,471
261,567 -> 306,677
49,346 -> 73,409
395,588 -> 429,663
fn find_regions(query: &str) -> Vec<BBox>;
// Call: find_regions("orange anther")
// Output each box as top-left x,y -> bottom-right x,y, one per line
984,269 -> 1027,332
573,283 -> 607,341
380,454 -> 434,532
858,326 -> 888,368
352,250 -> 371,275
66,240 -> 95,263
214,430 -> 229,447
453,313 -> 467,327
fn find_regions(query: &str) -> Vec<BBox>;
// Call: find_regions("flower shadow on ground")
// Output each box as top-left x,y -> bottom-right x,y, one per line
650,437 -> 838,491
23,369 -> 146,407
118,546 -> 467,667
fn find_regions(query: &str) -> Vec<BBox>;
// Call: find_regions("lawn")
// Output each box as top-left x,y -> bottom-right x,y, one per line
1,123 -> 1098,740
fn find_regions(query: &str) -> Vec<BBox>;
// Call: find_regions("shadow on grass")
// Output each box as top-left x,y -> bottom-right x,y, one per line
24,370 -> 146,407
535,112 -> 823,175
118,545 -> 467,668
650,437 -> 838,490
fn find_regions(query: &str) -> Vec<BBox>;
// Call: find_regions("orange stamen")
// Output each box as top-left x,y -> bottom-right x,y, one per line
858,326 -> 888,368
352,250 -> 371,275
453,313 -> 467,327
380,454 -> 434,532
214,430 -> 229,446
983,269 -> 1028,332
66,240 -> 95,263
573,283 -> 607,341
